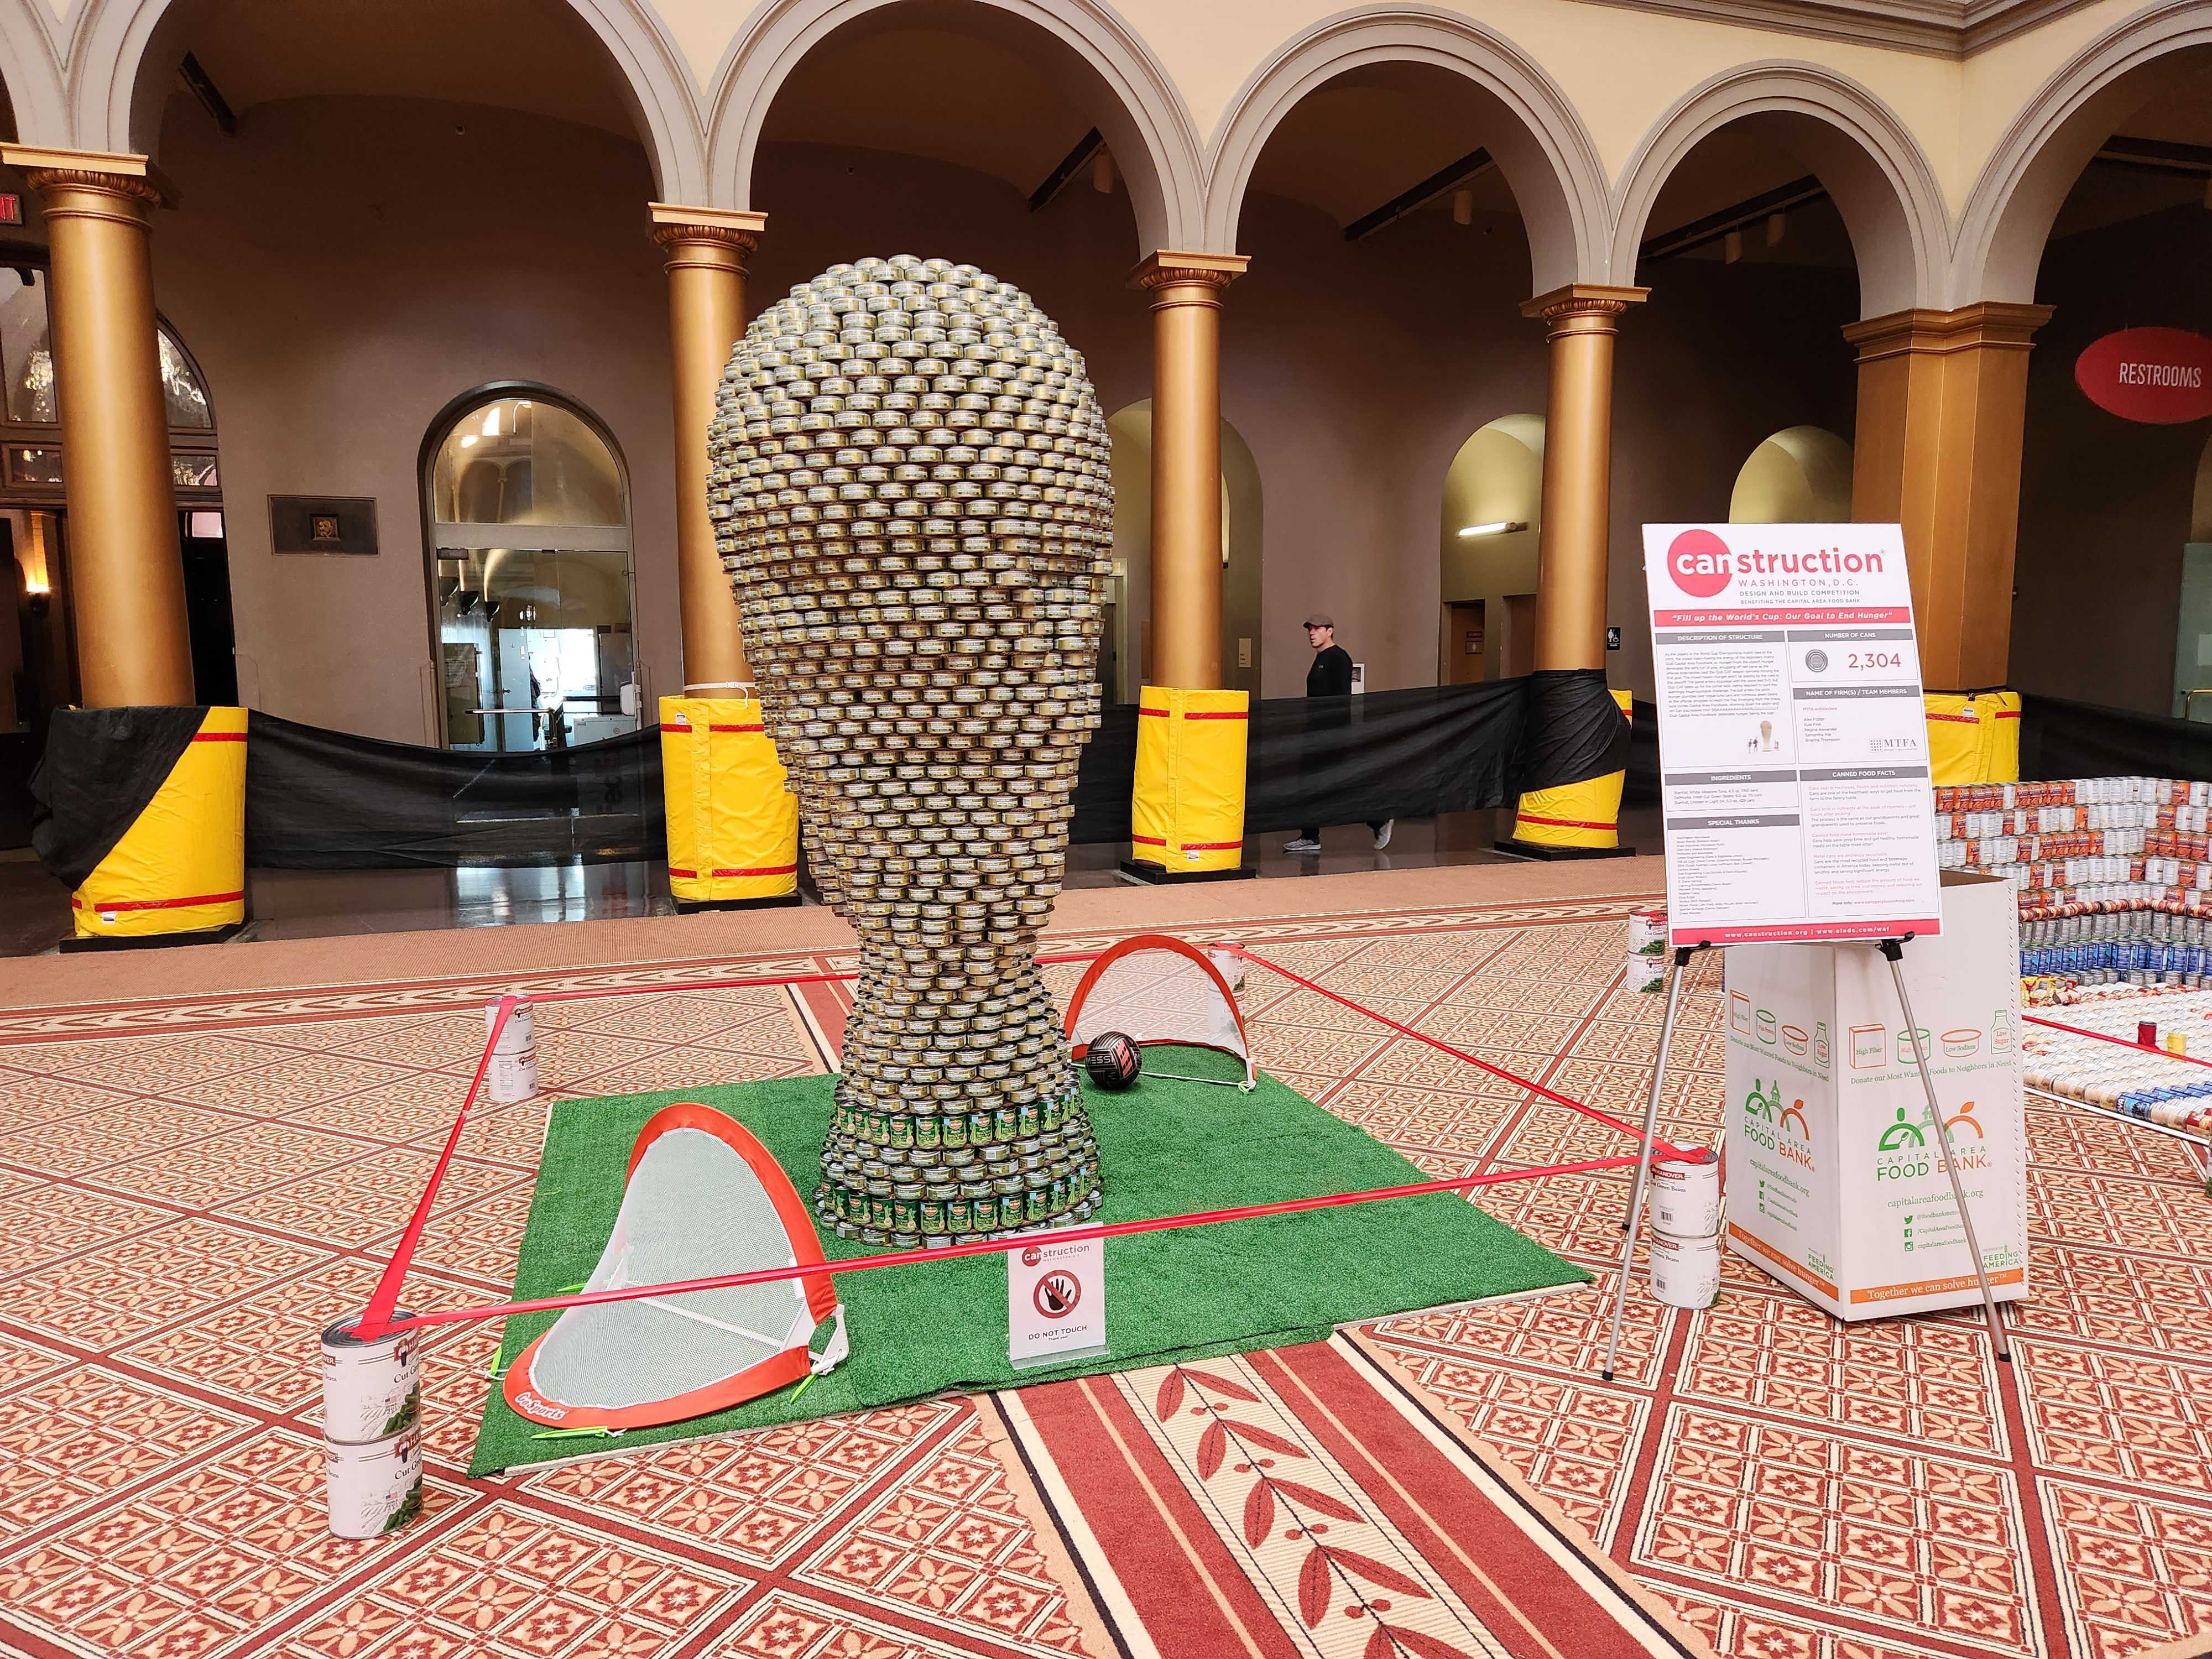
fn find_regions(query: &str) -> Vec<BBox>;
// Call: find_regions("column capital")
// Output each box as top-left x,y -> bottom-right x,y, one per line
1843,302 -> 2053,362
1130,250 -> 1248,297
3,145 -> 177,210
649,203 -> 764,267
1519,282 -> 1647,331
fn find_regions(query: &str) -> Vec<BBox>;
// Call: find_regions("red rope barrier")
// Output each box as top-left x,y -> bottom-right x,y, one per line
1222,944 -> 1693,1162
354,936 -> 1689,1338
372,1154 -> 1644,1335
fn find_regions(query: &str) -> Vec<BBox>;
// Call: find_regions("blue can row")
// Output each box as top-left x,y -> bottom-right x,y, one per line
2022,942 -> 2212,977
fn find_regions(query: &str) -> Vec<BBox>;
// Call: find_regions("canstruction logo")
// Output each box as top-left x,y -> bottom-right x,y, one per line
1666,528 -> 1734,598
1740,1077 -> 1814,1170
1874,1099 -> 1987,1181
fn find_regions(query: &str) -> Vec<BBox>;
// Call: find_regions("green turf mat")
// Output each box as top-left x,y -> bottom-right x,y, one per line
468,1052 -> 1585,1473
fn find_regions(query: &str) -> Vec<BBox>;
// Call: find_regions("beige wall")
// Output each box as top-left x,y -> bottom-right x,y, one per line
152,94 -> 676,743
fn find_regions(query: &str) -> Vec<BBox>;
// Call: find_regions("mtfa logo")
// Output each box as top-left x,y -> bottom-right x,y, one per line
1666,528 -> 1733,598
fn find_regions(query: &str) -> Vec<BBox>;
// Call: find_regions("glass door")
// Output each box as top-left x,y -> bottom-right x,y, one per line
426,394 -> 636,752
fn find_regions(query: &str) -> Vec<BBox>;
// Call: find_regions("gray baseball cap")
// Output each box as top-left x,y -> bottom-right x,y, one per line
1302,613 -> 1333,629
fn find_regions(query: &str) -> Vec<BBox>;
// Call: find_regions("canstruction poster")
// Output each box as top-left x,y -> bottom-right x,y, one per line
1722,873 -> 2027,1319
1642,524 -> 1943,947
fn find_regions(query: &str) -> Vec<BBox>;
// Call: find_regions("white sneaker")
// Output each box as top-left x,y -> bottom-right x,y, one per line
1282,837 -> 1322,854
1373,821 -> 1394,850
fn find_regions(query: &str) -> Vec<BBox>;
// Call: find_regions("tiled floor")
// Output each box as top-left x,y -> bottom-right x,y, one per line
0,885 -> 2205,1658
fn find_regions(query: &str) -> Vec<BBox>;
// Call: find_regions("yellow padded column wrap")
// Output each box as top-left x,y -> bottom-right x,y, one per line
1924,691 -> 2022,786
660,696 -> 800,903
71,705 -> 247,940
1511,690 -> 1631,849
1130,685 -> 1249,874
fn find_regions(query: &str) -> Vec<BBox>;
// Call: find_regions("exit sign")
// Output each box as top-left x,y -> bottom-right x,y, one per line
0,196 -> 19,226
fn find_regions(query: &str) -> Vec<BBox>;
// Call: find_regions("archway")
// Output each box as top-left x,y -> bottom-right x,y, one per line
1198,20 -> 1603,696
423,388 -> 633,753
1107,400 -> 1261,703
73,0 -> 706,200
1437,414 -> 1542,683
1729,426 -> 1853,523
101,0 -> 684,743
1984,33 -> 2212,716
710,0 -> 1201,255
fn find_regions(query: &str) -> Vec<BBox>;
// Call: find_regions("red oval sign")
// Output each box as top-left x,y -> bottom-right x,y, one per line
2075,327 -> 2212,424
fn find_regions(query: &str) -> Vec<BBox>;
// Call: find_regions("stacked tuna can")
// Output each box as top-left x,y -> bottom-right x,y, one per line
1935,776 -> 2212,924
1646,1154 -> 1722,1309
1627,907 -> 1667,994
2019,994 -> 2212,1134
708,256 -> 1112,1246
319,1315 -> 423,1538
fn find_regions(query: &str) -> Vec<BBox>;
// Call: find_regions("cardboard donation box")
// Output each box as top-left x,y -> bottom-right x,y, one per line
1723,870 -> 2026,1319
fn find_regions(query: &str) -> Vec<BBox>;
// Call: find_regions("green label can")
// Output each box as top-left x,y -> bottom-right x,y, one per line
1018,1102 -> 1040,1135
968,1110 -> 994,1145
948,1198 -> 972,1232
943,1112 -> 969,1147
888,1115 -> 915,1149
915,1114 -> 942,1149
995,1106 -> 1019,1141
919,1198 -> 945,1233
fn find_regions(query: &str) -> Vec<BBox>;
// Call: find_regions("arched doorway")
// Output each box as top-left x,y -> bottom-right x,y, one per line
1729,426 -> 1853,522
1437,414 -> 1542,683
0,250 -> 228,742
1106,401 -> 1262,702
1207,32 -> 1596,695
424,389 -> 634,753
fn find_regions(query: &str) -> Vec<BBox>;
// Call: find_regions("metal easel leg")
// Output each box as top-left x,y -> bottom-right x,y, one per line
1879,938 -> 2010,1363
1601,945 -> 1696,1382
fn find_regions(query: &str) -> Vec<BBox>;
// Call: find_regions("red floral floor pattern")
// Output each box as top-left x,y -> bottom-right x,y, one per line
0,894 -> 2206,1658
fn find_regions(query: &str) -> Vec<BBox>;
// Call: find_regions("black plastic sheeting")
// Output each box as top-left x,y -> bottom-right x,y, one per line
246,712 -> 662,870
33,669 -> 1632,875
30,706 -> 206,888
2018,693 -> 2212,784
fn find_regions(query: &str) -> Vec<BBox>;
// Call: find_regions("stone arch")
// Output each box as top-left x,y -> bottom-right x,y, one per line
707,0 -> 1205,254
61,0 -> 709,201
1954,1 -> 2212,306
1204,5 -> 1609,294
1610,62 -> 1946,318
0,0 -> 69,144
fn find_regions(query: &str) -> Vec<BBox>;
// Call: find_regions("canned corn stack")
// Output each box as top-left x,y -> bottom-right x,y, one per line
321,1313 -> 425,1539
1627,907 -> 1667,993
485,999 -> 536,1103
1647,1151 -> 1722,1310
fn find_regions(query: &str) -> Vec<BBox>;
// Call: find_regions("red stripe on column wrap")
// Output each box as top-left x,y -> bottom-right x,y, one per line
1996,709 -> 2021,719
1130,834 -> 1167,847
1182,711 -> 1248,720
191,732 -> 247,742
1516,813 -> 1614,831
666,865 -> 796,879
664,723 -> 768,734
74,890 -> 243,912
1924,712 -> 1979,723
1179,839 -> 1244,849
1139,707 -> 1170,718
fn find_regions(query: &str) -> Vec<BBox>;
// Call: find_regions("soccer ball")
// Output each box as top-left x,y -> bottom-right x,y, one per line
1083,1032 -> 1142,1091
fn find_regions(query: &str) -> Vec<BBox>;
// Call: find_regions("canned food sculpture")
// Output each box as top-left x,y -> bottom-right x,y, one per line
710,256 -> 1112,1245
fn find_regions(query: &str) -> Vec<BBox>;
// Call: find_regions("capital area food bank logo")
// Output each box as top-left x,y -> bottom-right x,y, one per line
1666,528 -> 1733,598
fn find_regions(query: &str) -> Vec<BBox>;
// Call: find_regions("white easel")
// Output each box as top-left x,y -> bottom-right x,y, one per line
1599,934 -> 2012,1381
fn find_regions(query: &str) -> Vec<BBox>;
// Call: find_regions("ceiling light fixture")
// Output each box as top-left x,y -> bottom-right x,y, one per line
483,406 -> 502,437
1457,520 -> 1527,538
460,434 -> 478,448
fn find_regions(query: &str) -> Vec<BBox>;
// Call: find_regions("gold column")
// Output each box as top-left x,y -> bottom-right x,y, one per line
6,147 -> 190,707
1133,252 -> 1246,690
1844,303 -> 2052,691
1520,284 -> 1646,671
651,204 -> 765,692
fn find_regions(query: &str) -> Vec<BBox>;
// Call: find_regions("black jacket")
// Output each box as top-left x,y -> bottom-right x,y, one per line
1306,644 -> 1353,698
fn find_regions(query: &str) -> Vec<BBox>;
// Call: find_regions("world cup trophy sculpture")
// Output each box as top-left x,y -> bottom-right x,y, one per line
710,256 -> 1112,1246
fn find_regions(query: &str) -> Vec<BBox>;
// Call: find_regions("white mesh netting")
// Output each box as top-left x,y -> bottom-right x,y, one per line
526,1126 -> 818,1412
1068,947 -> 1249,1075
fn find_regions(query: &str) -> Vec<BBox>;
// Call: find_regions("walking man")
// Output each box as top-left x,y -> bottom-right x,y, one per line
1284,614 -> 1393,854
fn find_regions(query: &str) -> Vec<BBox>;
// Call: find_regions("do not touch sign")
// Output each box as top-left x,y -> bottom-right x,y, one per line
1008,1231 -> 1107,1370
